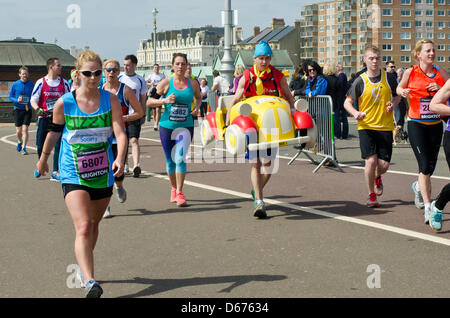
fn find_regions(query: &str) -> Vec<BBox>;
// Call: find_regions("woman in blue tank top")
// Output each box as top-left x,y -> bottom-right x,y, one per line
147,53 -> 202,206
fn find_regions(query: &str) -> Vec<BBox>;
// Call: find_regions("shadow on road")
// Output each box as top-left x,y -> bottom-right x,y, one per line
101,274 -> 287,298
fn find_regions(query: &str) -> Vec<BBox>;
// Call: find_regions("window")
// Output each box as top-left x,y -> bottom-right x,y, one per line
415,21 -> 422,27
382,9 -> 392,16
401,56 -> 411,63
415,10 -> 422,16
437,22 -> 445,29
382,32 -> 393,39
426,0 -> 433,3
382,55 -> 393,62
383,20 -> 393,28
426,21 -> 433,27
415,0 -> 422,3
401,44 -> 411,51
437,10 -> 445,16
437,56 -> 444,62
401,0 -> 411,3
437,33 -> 445,39
401,21 -> 411,28
415,32 -> 423,38
437,44 -> 445,50
400,9 -> 411,16
382,0 -> 392,3
382,44 -> 393,51
426,10 -> 433,16
426,33 -> 434,39
401,32 -> 411,39
438,0 -> 445,3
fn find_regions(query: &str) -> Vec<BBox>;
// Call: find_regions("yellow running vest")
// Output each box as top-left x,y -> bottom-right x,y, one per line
357,70 -> 394,131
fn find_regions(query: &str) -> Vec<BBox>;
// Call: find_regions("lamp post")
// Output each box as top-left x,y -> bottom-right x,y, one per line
220,0 -> 234,85
152,8 -> 158,66
148,8 -> 158,121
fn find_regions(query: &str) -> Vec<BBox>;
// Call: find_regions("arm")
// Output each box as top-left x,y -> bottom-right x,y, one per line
146,78 -> 173,108
36,98 -> 65,175
190,78 -> 202,115
110,94 -> 127,177
124,85 -> 144,122
279,76 -> 295,110
225,76 -> 246,126
9,83 -> 18,104
311,76 -> 327,96
344,96 -> 366,120
396,67 -> 412,98
429,80 -> 450,116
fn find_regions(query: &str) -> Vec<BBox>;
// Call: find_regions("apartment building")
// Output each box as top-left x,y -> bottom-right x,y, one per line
300,0 -> 450,74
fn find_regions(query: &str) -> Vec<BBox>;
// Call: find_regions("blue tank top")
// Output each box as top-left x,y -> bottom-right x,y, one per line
160,76 -> 194,130
59,89 -> 115,188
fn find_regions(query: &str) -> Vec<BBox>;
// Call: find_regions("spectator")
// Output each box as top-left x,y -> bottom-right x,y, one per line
230,65 -> 244,94
304,60 -> 327,97
289,64 -> 306,98
394,67 -> 408,131
211,70 -> 230,96
336,64 -> 349,139
323,61 -> 344,139
200,78 -> 210,118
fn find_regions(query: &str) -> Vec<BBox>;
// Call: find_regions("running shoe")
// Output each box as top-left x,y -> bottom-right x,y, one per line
50,171 -> 60,182
22,147 -> 28,155
76,265 -> 85,288
367,193 -> 379,208
103,206 -> 111,218
124,164 -> 130,174
116,185 -> 127,203
429,201 -> 443,231
16,142 -> 22,152
133,165 -> 141,178
374,176 -> 383,196
176,192 -> 187,207
411,181 -> 424,209
253,200 -> 267,219
34,169 -> 41,178
84,280 -> 103,298
170,187 -> 177,203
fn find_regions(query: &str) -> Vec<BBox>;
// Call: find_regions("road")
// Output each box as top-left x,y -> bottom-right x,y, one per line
0,120 -> 449,299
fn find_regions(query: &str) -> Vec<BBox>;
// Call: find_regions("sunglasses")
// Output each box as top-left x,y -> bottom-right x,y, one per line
308,69 -> 316,73
105,68 -> 119,73
79,69 -> 102,77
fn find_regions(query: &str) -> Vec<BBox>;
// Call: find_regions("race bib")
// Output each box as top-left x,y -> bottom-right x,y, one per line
169,103 -> 189,122
46,98 -> 58,111
419,97 -> 440,120
76,147 -> 109,180
18,95 -> 30,105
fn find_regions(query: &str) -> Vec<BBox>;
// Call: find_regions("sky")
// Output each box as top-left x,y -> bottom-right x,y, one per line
0,0 -> 313,61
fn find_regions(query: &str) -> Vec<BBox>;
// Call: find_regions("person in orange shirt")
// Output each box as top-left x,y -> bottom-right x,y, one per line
397,40 -> 449,224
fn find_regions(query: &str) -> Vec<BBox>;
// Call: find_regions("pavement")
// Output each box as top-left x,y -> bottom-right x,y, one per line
1,119 -> 450,299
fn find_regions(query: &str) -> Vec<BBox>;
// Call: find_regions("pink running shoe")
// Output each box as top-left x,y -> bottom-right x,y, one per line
170,187 -> 177,203
177,191 -> 187,207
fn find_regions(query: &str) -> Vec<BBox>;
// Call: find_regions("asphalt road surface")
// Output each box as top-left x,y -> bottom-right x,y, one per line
1,120 -> 449,299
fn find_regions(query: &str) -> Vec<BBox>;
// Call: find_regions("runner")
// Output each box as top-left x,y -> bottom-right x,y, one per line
36,50 -> 127,297
397,40 -> 449,222
119,55 -> 148,177
102,59 -> 144,218
146,53 -> 201,207
9,66 -> 34,155
146,63 -> 166,131
225,41 -> 295,219
344,45 -> 400,207
429,79 -> 450,231
30,58 -> 70,180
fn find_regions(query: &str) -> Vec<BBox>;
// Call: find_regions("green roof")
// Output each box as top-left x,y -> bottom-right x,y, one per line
0,40 -> 76,67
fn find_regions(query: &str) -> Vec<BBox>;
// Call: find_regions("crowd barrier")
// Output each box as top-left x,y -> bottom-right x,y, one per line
288,95 -> 343,173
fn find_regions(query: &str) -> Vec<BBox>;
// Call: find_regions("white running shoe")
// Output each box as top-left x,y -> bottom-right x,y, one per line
103,206 -> 111,218
116,185 -> 127,203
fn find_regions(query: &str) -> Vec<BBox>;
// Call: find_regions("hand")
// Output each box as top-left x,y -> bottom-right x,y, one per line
112,160 -> 124,178
18,96 -> 23,103
164,93 -> 176,104
308,92 -> 312,98
36,159 -> 49,176
400,88 -> 410,98
38,108 -> 46,116
386,101 -> 394,113
191,108 -> 199,116
426,83 -> 440,92
354,111 -> 366,120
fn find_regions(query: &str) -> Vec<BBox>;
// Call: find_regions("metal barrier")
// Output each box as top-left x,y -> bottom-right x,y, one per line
288,95 -> 344,173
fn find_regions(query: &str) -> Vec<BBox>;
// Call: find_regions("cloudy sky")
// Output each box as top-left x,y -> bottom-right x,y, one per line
0,0 -> 312,61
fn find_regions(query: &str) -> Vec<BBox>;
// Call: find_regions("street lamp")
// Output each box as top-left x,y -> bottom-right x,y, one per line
152,8 -> 158,66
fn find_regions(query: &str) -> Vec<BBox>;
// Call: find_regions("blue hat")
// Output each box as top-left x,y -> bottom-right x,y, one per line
254,41 -> 272,58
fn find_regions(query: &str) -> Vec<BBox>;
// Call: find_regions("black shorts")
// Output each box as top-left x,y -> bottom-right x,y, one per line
126,119 -> 141,139
14,109 -> 32,127
358,129 -> 393,162
62,184 -> 113,201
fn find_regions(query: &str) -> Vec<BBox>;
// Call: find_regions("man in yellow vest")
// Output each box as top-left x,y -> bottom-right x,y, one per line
344,45 -> 401,207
